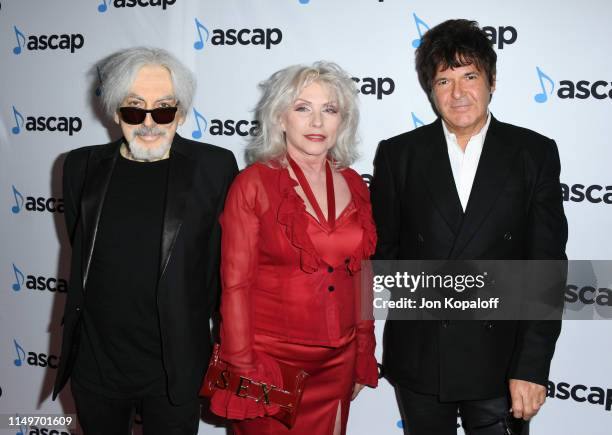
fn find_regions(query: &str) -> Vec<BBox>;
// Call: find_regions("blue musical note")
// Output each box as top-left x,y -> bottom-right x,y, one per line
411,13 -> 430,48
534,66 -> 554,103
12,263 -> 25,291
11,185 -> 24,214
95,65 -> 103,96
12,106 -> 24,134
13,26 -> 26,55
98,0 -> 109,13
299,0 -> 310,3
411,112 -> 424,129
193,18 -> 209,50
15,414 -> 27,435
191,108 -> 207,139
13,339 -> 26,367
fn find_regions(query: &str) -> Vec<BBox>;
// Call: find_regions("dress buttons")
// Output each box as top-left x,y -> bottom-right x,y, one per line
328,285 -> 335,292
504,232 -> 512,241
327,266 -> 334,273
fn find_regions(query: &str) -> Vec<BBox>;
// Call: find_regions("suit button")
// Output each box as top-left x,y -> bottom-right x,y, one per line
417,233 -> 424,243
441,321 -> 449,328
328,286 -> 335,292
75,306 -> 81,312
328,266 -> 334,273
504,232 -> 512,241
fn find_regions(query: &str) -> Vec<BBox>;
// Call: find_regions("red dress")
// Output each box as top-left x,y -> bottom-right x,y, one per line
210,161 -> 378,434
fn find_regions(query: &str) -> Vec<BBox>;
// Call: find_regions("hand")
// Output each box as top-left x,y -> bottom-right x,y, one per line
351,383 -> 365,401
509,379 -> 547,420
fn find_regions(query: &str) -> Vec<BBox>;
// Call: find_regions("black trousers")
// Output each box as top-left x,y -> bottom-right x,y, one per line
397,386 -> 529,435
71,381 -> 200,435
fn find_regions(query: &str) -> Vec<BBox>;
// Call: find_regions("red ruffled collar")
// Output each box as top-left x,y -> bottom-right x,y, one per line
276,166 -> 377,274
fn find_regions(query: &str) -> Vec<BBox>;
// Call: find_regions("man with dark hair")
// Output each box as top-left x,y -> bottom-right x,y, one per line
52,47 -> 238,435
371,20 -> 567,434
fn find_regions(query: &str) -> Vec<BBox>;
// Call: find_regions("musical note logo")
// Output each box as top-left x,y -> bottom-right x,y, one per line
15,414 -> 27,435
11,185 -> 24,214
11,105 -> 24,134
411,13 -> 430,48
193,18 -> 209,50
95,65 -> 103,96
13,339 -> 26,367
13,25 -> 26,55
411,112 -> 424,129
191,108 -> 207,139
12,263 -> 25,291
534,66 -> 555,103
299,0 -> 310,3
98,0 -> 110,13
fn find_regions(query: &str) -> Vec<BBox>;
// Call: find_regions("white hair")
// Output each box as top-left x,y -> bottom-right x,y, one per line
98,46 -> 196,118
246,61 -> 360,168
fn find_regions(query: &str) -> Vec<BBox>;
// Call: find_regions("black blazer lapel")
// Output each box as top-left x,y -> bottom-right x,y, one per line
450,117 -> 519,258
80,140 -> 121,289
422,119 -> 464,237
159,136 -> 196,278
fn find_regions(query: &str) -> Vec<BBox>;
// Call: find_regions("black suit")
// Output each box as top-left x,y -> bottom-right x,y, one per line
370,116 -> 568,403
53,134 -> 238,406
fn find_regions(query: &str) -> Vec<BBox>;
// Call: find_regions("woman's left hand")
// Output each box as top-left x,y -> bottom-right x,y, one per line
351,383 -> 365,401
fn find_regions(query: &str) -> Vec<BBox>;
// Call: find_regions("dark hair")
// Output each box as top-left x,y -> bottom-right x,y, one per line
415,19 -> 496,96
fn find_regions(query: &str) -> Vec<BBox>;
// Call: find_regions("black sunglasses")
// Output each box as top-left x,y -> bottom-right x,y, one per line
118,106 -> 178,125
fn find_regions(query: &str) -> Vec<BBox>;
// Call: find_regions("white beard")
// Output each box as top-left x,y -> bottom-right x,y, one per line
128,127 -> 172,161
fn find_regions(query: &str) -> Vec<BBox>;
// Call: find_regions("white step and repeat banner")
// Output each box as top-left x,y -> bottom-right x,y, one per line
1,1 -> 611,434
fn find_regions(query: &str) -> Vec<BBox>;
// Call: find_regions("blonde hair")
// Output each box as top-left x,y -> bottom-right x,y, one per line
246,61 -> 360,168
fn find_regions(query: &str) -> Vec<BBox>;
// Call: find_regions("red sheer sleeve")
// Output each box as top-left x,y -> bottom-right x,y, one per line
351,172 -> 379,387
209,168 -> 282,419
354,257 -> 379,387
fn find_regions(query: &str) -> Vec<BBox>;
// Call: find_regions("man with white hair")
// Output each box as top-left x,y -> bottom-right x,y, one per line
53,47 -> 238,435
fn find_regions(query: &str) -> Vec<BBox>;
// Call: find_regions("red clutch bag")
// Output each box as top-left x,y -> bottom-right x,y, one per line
200,343 -> 309,428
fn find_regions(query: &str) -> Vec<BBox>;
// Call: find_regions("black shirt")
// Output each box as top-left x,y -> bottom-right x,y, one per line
73,154 -> 169,398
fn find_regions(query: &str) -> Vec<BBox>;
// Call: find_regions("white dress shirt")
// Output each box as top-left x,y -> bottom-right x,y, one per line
443,112 -> 492,212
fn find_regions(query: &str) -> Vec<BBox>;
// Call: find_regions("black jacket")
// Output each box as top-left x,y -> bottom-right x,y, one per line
53,134 -> 238,404
370,116 -> 568,401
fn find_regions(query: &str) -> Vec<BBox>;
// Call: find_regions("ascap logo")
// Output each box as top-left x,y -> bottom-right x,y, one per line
534,67 -> 612,103
97,0 -> 176,12
22,427 -> 75,435
351,77 -> 395,100
561,183 -> 612,204
10,186 -> 64,214
482,25 -> 517,49
548,380 -> 612,411
410,13 -> 516,49
411,112 -> 425,129
11,264 -> 68,294
12,25 -> 84,55
565,285 -> 611,307
191,108 -> 259,139
12,339 -> 59,369
193,18 -> 282,51
10,106 -> 82,136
